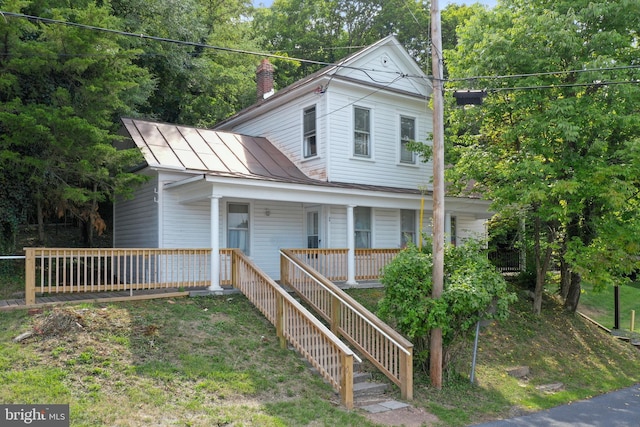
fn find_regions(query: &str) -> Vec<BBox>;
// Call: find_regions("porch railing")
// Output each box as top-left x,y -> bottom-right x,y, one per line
23,248 -> 236,305
230,249 -> 358,409
280,248 -> 413,400
286,248 -> 401,281
21,247 -> 358,408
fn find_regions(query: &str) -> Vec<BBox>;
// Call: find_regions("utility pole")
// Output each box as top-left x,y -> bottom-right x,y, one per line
430,0 -> 445,390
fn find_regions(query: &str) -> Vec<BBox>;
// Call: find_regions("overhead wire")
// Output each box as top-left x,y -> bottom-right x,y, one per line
2,10 -> 638,94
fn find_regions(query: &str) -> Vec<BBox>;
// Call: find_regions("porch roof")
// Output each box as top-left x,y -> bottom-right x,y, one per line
121,117 -> 315,184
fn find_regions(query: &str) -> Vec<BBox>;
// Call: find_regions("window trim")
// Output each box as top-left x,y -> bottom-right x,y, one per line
226,202 -> 250,255
399,115 -> 416,164
400,209 -> 416,247
353,106 -> 372,158
303,105 -> 317,159
354,206 -> 372,248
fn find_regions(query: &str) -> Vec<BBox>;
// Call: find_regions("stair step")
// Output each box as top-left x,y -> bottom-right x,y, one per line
353,380 -> 388,397
354,371 -> 372,384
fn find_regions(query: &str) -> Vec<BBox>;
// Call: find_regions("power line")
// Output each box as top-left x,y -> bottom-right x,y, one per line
0,11 -> 417,78
447,65 -> 640,83
446,79 -> 640,93
3,11 -> 638,93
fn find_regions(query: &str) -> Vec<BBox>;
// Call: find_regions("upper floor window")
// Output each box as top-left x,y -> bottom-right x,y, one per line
354,106 -> 371,157
303,106 -> 317,158
400,116 -> 416,164
354,206 -> 371,248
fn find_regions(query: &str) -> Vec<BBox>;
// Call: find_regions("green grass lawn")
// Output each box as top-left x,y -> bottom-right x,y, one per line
578,281 -> 640,334
1,285 -> 639,426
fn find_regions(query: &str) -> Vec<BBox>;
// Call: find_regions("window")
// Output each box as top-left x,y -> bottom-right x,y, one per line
400,116 -> 415,164
354,207 -> 371,248
303,106 -> 317,158
354,107 -> 371,157
228,203 -> 249,254
307,210 -> 319,248
450,216 -> 457,246
400,209 -> 416,247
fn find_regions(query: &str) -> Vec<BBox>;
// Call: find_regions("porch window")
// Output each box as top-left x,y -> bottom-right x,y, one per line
354,206 -> 371,248
303,106 -> 317,158
228,203 -> 249,254
400,209 -> 416,247
400,116 -> 416,164
307,210 -> 319,248
354,106 -> 371,157
450,216 -> 457,246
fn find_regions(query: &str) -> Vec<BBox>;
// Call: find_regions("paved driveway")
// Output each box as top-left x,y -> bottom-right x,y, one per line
471,384 -> 640,427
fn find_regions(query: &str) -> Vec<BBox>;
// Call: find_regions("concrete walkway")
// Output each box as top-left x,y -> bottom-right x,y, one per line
471,383 -> 640,427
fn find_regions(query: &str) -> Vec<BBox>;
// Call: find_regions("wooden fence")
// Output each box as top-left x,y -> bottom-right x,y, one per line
286,248 -> 401,281
280,248 -> 413,400
23,248 -> 235,305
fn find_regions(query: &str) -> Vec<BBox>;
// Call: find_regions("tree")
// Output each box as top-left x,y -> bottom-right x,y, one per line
378,239 -> 515,375
443,0 -> 640,313
0,0 -> 153,248
111,0 -> 260,126
251,0 -> 430,84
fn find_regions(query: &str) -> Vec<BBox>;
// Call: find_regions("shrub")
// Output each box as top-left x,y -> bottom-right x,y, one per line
378,238 -> 516,375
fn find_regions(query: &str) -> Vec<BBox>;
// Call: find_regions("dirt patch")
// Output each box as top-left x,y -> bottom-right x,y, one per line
363,406 -> 439,426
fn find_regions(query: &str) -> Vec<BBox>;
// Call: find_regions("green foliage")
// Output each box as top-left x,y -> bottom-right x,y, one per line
444,0 -> 640,311
378,239 -> 516,373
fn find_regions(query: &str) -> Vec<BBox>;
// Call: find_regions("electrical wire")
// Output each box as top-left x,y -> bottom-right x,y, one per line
2,11 -> 638,94
447,65 -> 640,83
0,11 -> 418,78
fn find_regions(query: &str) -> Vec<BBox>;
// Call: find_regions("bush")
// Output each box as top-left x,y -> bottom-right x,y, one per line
378,239 -> 516,375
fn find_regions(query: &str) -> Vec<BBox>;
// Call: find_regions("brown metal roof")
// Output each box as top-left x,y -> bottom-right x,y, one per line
121,118 -> 315,184
120,117 -> 435,197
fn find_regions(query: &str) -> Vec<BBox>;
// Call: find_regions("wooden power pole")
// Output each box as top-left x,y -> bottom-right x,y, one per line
430,0 -> 445,390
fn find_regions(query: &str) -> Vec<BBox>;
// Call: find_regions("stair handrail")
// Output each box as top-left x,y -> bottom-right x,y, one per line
231,249 -> 359,408
280,249 -> 413,400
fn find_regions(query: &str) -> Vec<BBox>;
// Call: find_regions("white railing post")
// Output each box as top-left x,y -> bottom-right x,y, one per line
346,205 -> 357,285
208,195 -> 224,294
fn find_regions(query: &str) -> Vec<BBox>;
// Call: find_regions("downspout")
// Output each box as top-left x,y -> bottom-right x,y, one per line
346,204 -> 357,285
208,194 -> 224,294
445,211 -> 451,245
156,176 -> 163,248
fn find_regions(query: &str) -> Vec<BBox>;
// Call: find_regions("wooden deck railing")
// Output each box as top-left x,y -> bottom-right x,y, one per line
280,249 -> 413,400
231,249 -> 359,408
23,248 -> 236,305
286,248 -> 401,281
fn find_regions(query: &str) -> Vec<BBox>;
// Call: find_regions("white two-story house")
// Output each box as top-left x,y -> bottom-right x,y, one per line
114,35 -> 491,286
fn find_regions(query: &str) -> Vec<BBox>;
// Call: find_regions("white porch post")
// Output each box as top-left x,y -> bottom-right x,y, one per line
346,204 -> 357,285
445,212 -> 452,245
208,195 -> 224,294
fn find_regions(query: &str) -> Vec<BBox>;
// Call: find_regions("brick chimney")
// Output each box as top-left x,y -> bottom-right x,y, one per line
256,58 -> 275,101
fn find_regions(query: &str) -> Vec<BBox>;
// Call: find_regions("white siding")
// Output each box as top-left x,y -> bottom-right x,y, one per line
328,206 -> 347,248
162,197 -> 211,248
457,216 -> 488,244
225,92 -> 328,180
326,82 -> 433,190
252,201 -> 304,279
114,175 -> 158,248
374,208 -> 400,248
